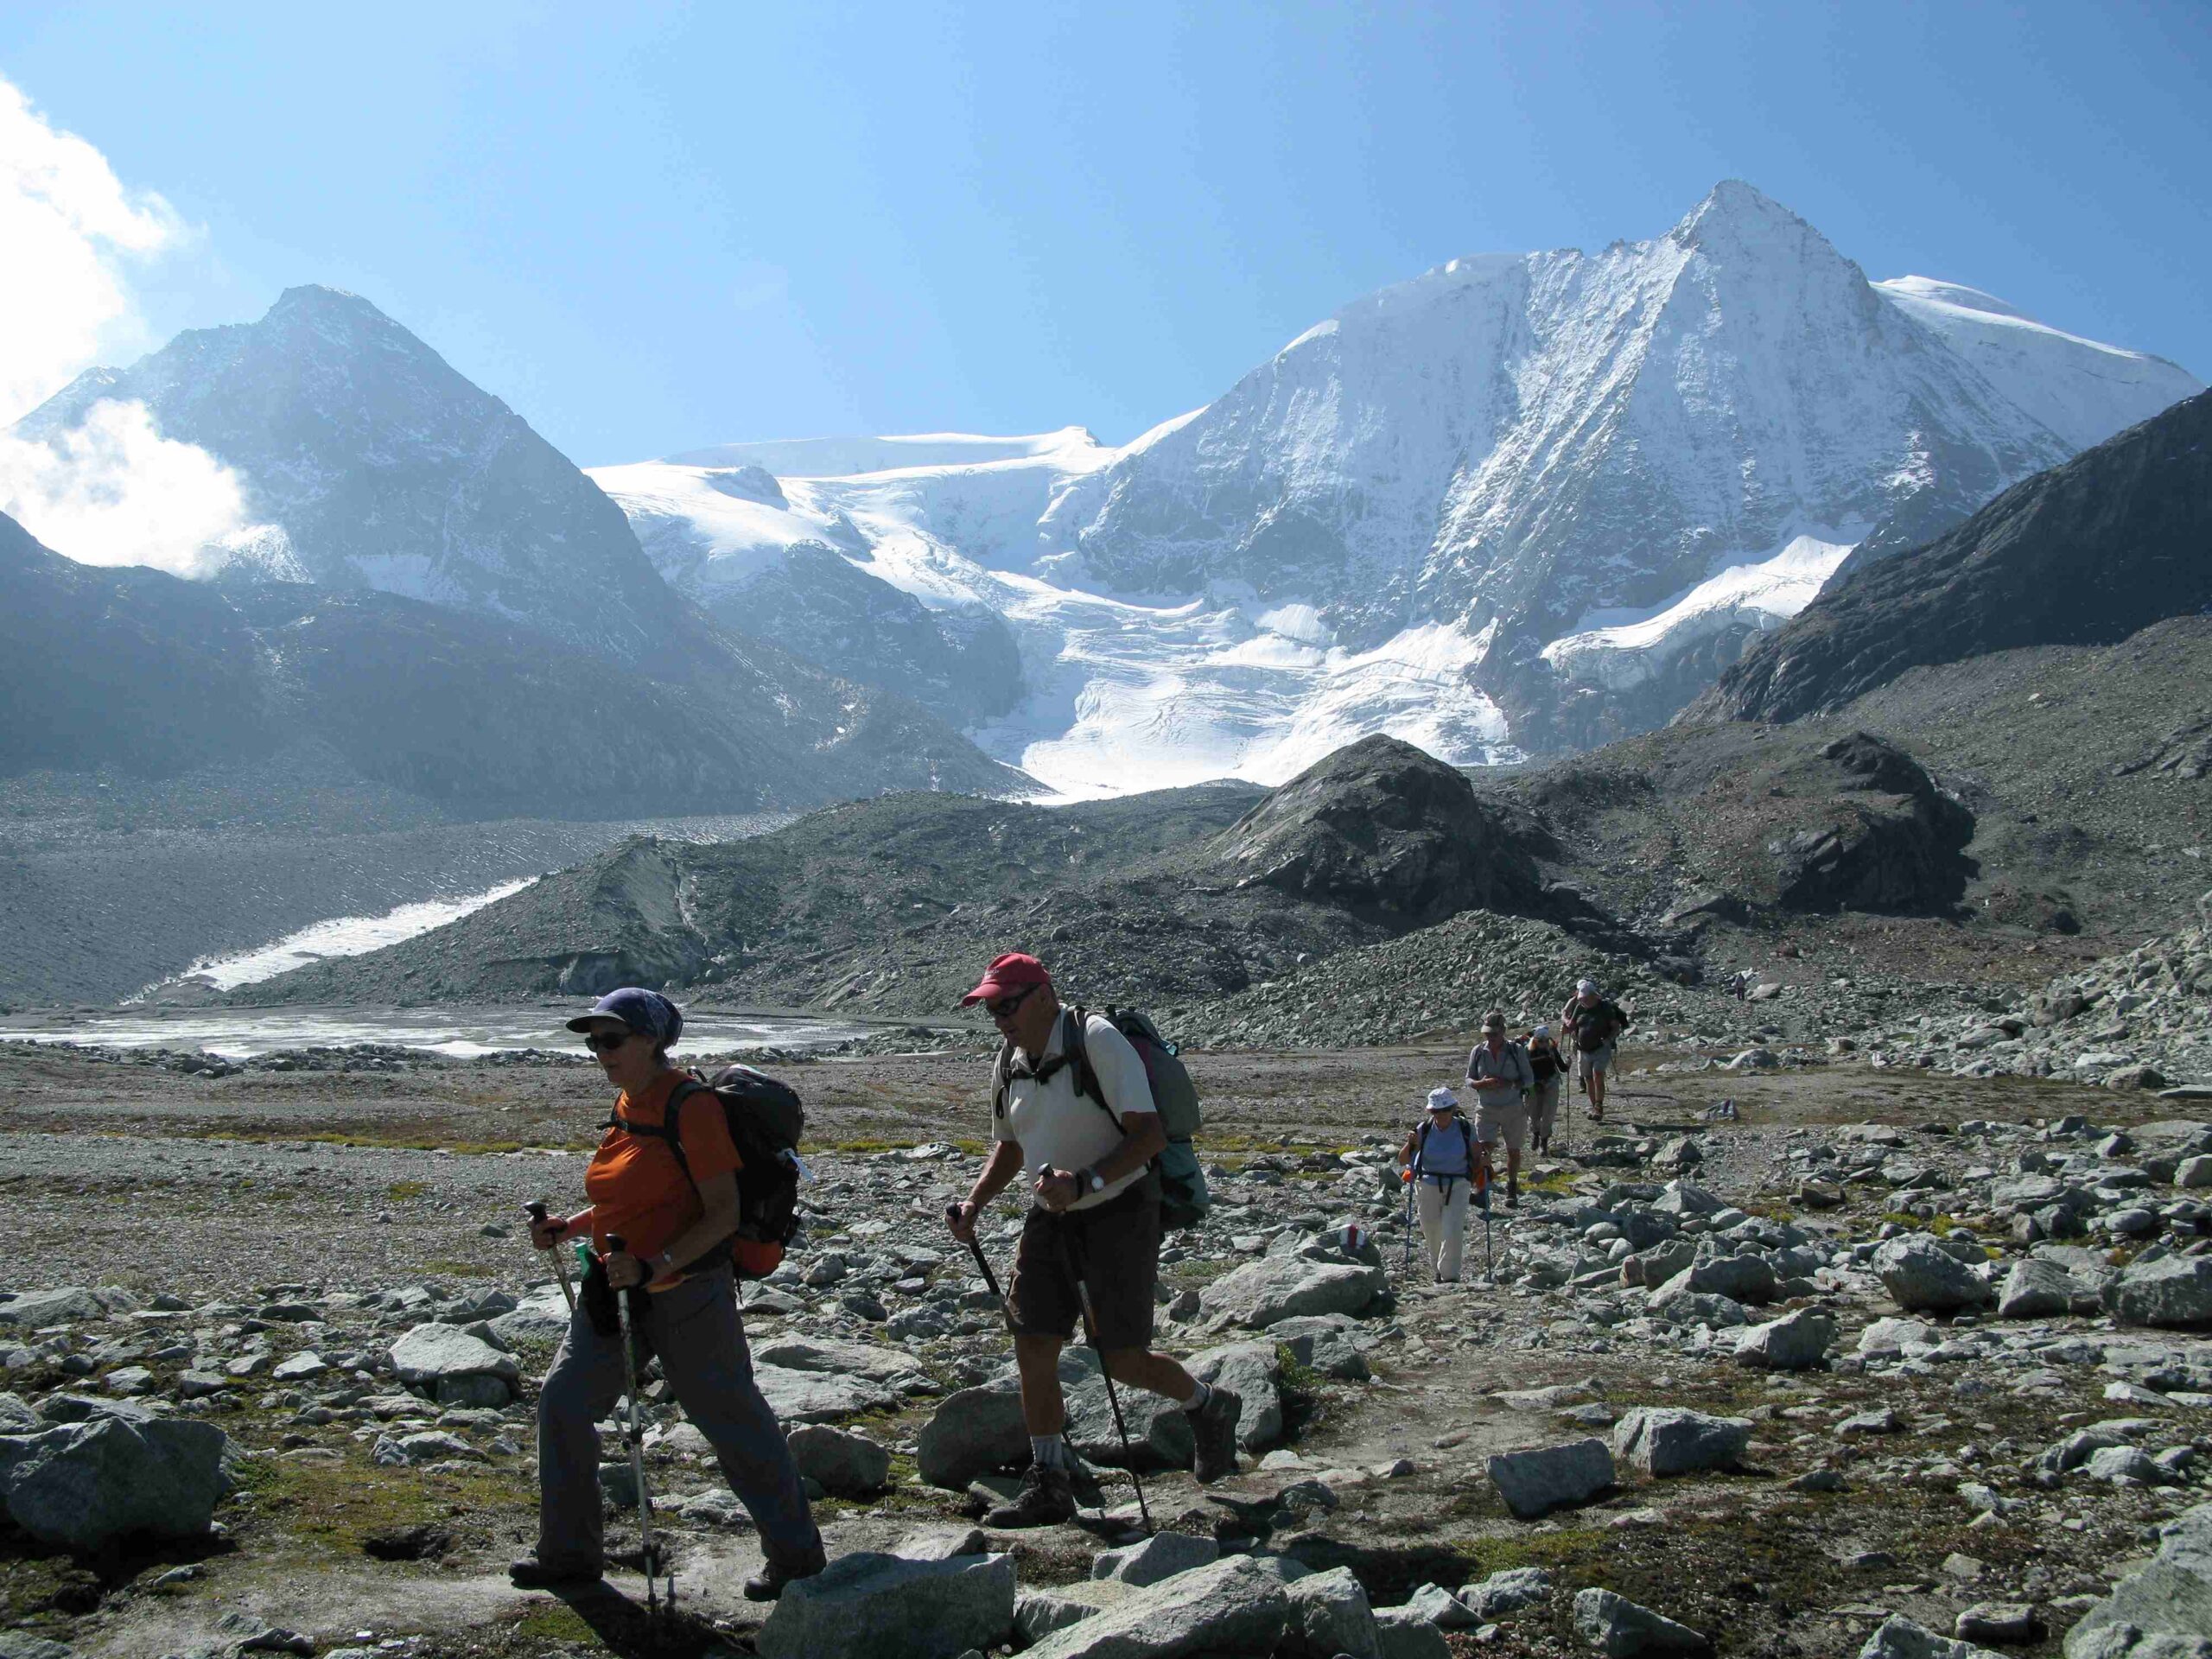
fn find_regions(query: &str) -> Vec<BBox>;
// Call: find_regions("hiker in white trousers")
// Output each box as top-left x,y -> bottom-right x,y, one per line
1397,1086 -> 1479,1283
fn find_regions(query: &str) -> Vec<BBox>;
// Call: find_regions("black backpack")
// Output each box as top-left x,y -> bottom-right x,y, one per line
611,1065 -> 806,1279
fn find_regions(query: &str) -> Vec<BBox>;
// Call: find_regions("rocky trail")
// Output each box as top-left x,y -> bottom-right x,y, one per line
3,1039 -> 2211,1659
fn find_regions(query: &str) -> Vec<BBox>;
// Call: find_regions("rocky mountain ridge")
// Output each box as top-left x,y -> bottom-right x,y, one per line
1689,390 -> 2212,724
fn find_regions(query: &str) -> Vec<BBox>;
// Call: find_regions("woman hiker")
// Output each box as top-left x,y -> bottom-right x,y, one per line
1397,1086 -> 1480,1283
512,988 -> 826,1601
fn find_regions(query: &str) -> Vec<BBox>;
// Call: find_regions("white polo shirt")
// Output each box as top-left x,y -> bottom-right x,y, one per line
993,1010 -> 1158,1211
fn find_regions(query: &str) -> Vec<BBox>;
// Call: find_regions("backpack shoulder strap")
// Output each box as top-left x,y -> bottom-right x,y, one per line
989,1039 -> 1015,1120
1065,1007 -> 1121,1128
611,1077 -> 701,1185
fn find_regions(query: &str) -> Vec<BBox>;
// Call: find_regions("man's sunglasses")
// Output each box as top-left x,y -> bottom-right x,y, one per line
983,984 -> 1039,1020
582,1029 -> 637,1054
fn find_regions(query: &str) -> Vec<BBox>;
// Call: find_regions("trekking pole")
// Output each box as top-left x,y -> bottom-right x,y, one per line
524,1202 -> 576,1314
1475,1163 -> 1494,1283
601,1234 -> 664,1618
1400,1166 -> 1414,1279
1043,1166 -> 1152,1535
946,1203 -> 1016,1333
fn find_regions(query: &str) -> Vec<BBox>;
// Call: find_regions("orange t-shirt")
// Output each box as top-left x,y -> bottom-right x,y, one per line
582,1071 -> 742,1268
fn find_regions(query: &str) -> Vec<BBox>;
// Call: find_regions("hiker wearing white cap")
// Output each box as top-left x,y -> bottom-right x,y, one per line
1560,980 -> 1631,1125
1397,1086 -> 1479,1281
1526,1023 -> 1567,1154
1464,1010 -> 1535,1208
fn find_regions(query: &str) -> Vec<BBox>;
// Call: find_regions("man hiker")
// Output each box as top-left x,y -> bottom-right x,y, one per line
1464,1010 -> 1535,1207
1560,978 -> 1631,1125
945,951 -> 1243,1526
1397,1086 -> 1478,1282
1526,1023 -> 1567,1154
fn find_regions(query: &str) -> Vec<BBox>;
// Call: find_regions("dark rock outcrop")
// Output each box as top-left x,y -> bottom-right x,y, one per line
1692,390 -> 2212,724
1769,733 -> 1976,912
1211,735 -> 1543,925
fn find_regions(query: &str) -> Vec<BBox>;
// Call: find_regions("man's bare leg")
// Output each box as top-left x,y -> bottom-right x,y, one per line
1014,1333 -> 1067,1435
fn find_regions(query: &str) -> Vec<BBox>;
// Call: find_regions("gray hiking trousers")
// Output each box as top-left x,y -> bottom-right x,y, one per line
535,1263 -> 819,1573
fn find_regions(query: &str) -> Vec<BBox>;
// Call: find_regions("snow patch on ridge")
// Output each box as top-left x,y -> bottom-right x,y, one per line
1542,533 -> 1858,691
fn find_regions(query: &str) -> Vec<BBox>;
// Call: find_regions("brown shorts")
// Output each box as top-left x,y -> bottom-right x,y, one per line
1007,1183 -> 1160,1351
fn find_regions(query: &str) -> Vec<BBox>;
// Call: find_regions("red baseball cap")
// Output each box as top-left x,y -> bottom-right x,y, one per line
959,951 -> 1052,1007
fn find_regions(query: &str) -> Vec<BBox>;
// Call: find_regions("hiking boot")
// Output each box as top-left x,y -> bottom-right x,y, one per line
1188,1384 -> 1244,1484
509,1555 -> 601,1589
983,1462 -> 1079,1528
743,1541 -> 827,1602
1506,1175 -> 1520,1209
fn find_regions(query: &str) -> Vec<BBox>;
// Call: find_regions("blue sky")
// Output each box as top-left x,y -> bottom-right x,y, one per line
3,1 -> 2206,464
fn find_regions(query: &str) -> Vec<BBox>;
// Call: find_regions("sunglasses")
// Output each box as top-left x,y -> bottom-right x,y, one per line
582,1029 -> 636,1054
983,984 -> 1039,1020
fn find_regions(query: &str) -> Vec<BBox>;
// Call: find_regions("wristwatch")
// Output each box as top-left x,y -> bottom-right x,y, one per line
1078,1166 -> 1105,1194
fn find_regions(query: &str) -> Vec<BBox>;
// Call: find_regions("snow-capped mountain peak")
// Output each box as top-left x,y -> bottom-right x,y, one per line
592,184 -> 2201,791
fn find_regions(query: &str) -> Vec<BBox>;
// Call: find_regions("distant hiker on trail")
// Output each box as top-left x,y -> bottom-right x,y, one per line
1526,1023 -> 1567,1154
1464,1010 -> 1535,1207
514,988 -> 824,1602
946,951 -> 1243,1527
1561,978 -> 1631,1124
1397,1086 -> 1482,1282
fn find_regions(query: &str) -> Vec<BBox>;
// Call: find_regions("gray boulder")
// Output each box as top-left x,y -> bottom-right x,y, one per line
1274,1318 -> 1371,1380
1650,1255 -> 1777,1308
0,1630 -> 77,1658
1192,1343 -> 1284,1451
1092,1531 -> 1219,1587
1733,1308 -> 1835,1370
1611,1408 -> 1751,1477
1573,1587 -> 1712,1655
917,1384 -> 1029,1490
2106,1257 -> 2212,1330
1872,1235 -> 1991,1313
1400,1583 -> 1478,1628
1462,1566 -> 1553,1618
754,1365 -> 898,1424
0,1395 -> 39,1433
1858,1614 -> 2006,1657
1286,1566 -> 1382,1659
1271,1315 -> 1372,1381
0,1414 -> 232,1549
2063,1499 -> 2212,1656
1485,1438 -> 1615,1519
1998,1258 -> 2096,1319
1021,1554 -> 1289,1659
1198,1257 -> 1387,1329
386,1325 -> 519,1404
753,1550 -> 1017,1659
755,1335 -> 929,1385
786,1424 -> 892,1497
1372,1606 -> 1452,1659
0,1287 -> 136,1327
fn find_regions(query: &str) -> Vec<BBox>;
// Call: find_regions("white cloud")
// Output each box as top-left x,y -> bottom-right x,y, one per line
0,77 -> 181,423
0,75 -> 264,573
0,400 -> 264,577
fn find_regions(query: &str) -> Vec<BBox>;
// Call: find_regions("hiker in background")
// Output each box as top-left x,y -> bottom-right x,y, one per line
1561,978 -> 1631,1125
1464,1009 -> 1535,1208
1526,1023 -> 1567,1154
945,952 -> 1242,1527
515,988 -> 824,1602
1397,1086 -> 1477,1282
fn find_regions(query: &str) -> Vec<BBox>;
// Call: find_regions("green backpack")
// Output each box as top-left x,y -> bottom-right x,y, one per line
992,1006 -> 1211,1230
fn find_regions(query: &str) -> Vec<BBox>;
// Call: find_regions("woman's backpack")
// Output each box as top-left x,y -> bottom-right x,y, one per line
615,1065 -> 807,1279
